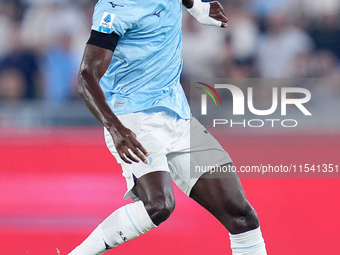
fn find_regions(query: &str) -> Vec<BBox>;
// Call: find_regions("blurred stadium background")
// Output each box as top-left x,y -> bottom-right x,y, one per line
0,0 -> 339,254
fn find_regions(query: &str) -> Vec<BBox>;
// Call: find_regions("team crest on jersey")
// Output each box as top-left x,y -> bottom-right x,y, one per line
99,12 -> 115,33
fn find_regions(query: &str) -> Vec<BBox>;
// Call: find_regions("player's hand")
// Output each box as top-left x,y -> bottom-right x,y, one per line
110,126 -> 149,164
186,0 -> 228,28
209,1 -> 228,28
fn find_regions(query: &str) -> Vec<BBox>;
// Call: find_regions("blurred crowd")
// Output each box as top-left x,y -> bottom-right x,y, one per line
0,0 -> 93,102
0,0 -> 340,103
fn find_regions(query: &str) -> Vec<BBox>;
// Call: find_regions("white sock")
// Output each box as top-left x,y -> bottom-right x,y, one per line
69,201 -> 156,255
229,227 -> 267,255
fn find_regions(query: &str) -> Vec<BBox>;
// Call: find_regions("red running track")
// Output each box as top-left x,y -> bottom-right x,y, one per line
0,128 -> 339,255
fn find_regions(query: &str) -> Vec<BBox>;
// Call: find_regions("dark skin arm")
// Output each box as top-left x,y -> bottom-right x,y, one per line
78,44 -> 149,164
182,0 -> 228,28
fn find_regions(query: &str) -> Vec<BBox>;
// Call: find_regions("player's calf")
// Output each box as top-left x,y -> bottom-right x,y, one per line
190,168 -> 267,254
68,201 -> 156,255
69,172 -> 175,254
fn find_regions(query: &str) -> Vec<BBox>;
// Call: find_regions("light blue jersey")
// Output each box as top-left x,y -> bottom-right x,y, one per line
91,0 -> 190,119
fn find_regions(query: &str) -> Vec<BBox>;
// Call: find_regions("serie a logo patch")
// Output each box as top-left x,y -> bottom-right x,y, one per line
99,12 -> 115,33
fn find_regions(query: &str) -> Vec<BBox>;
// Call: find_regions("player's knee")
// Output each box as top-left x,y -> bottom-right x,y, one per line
144,196 -> 175,226
229,202 -> 259,234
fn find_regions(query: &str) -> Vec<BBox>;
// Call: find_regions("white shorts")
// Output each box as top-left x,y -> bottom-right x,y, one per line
104,108 -> 232,200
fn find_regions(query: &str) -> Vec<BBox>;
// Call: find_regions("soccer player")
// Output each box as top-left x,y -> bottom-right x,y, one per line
69,0 -> 267,254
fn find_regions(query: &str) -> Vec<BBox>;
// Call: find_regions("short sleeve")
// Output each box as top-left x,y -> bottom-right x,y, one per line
91,0 -> 138,38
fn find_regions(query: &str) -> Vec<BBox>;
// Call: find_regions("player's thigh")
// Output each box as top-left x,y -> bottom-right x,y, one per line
104,111 -> 173,200
189,165 -> 247,215
167,116 -> 233,197
189,165 -> 259,233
